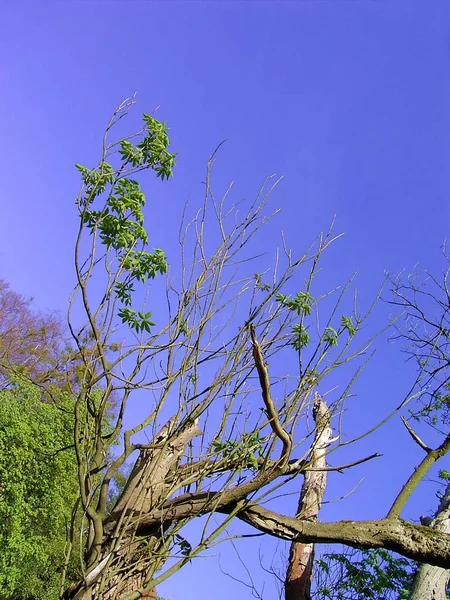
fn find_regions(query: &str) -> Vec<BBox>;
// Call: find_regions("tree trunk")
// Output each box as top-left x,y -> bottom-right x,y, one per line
64,420 -> 201,600
285,392 -> 332,600
409,483 -> 450,600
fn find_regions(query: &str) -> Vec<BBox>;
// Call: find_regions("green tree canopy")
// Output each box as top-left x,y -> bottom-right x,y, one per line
0,379 -> 80,599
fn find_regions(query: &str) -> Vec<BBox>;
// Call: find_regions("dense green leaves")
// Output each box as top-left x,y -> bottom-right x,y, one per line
75,161 -> 115,201
314,548 -> 413,600
341,315 -> 356,337
0,380 -> 79,599
118,115 -> 176,179
120,248 -> 167,283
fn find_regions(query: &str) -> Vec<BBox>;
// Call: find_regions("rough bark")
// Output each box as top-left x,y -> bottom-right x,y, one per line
285,392 -> 332,600
66,420 -> 201,600
410,483 -> 450,600
236,505 -> 450,568
109,475 -> 450,570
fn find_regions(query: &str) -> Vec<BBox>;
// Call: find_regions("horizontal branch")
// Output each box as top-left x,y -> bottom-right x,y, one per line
234,504 -> 450,569
111,450 -> 383,535
108,474 -> 450,569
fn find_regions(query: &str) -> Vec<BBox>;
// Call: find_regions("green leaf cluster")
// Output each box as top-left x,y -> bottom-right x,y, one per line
341,315 -> 356,337
276,292 -> 314,351
439,469 -> 450,481
117,308 -> 156,333
254,273 -> 271,292
320,317 -> 356,348
323,327 -> 339,347
81,177 -> 148,251
212,432 -> 264,470
119,114 -> 176,180
276,291 -> 357,353
276,291 -> 313,316
292,323 -> 310,351
75,161 -> 115,202
121,248 -> 167,283
411,382 -> 450,426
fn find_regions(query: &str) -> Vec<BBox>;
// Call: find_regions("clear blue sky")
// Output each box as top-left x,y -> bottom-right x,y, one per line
1,1 -> 450,598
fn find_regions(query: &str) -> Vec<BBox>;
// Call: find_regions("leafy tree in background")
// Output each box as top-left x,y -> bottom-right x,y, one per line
314,547 -> 413,600
0,282 -> 82,599
54,98 -> 450,600
0,379 -> 80,599
0,282 -> 123,600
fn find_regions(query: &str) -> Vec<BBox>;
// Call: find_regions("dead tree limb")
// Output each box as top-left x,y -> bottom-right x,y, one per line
285,392 -> 332,600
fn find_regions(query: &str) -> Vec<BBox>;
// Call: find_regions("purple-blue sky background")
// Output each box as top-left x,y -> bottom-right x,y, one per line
1,1 -> 450,598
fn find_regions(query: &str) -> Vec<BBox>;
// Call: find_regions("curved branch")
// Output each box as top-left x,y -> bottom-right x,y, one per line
387,432 -> 450,518
249,324 -> 292,465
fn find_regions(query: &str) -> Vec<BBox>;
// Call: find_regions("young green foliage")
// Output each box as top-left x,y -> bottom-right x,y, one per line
276,291 -> 313,316
76,111 -> 175,334
212,432 -> 265,471
292,323 -> 311,351
323,326 -> 339,347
